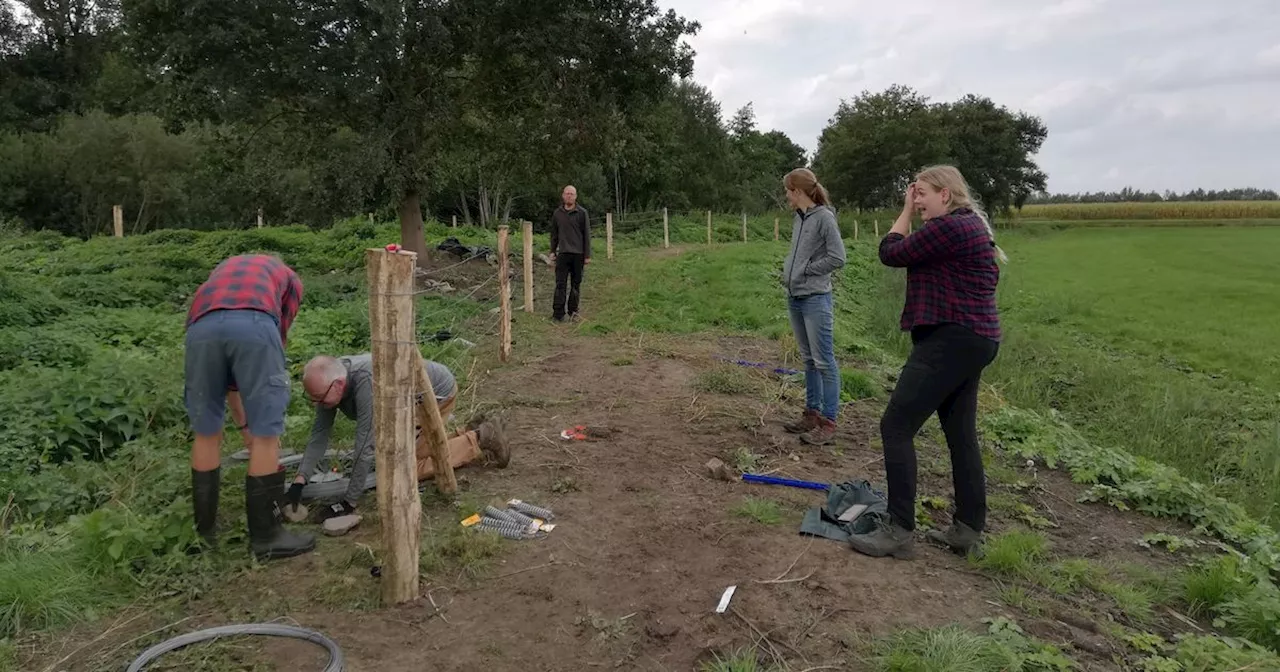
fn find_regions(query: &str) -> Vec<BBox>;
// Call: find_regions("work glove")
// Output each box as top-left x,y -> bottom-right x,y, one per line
285,482 -> 305,508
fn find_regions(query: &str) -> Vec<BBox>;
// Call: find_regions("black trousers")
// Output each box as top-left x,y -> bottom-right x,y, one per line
552,252 -> 585,319
880,323 -> 999,531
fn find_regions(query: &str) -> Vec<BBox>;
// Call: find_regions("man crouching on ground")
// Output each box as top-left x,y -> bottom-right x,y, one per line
287,353 -> 511,521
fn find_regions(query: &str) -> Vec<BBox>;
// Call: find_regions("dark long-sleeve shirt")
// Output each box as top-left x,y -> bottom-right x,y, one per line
878,207 -> 1001,341
550,205 -> 591,257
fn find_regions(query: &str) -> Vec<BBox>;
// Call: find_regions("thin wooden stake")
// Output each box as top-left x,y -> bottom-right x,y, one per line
874,220 -> 880,237
498,226 -> 512,362
452,214 -> 457,229
706,210 -> 712,245
257,207 -> 264,229
366,246 -> 421,606
606,212 -> 614,260
774,217 -> 779,241
521,220 -> 534,313
741,212 -> 747,242
112,205 -> 124,238
414,356 -> 457,495
662,207 -> 670,249
854,219 -> 859,240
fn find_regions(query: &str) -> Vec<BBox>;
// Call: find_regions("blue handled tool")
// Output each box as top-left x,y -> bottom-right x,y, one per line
742,474 -> 829,491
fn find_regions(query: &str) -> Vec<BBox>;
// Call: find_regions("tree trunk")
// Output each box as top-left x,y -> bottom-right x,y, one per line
398,188 -> 429,266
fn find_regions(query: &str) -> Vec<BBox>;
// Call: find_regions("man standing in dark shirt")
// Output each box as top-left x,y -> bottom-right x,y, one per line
549,185 -> 591,321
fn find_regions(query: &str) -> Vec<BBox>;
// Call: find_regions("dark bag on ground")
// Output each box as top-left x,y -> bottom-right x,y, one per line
799,479 -> 888,543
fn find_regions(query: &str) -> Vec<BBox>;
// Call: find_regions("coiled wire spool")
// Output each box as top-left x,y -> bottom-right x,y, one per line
127,624 -> 344,672
475,515 -> 539,540
510,501 -> 555,521
503,509 -> 537,529
483,505 -> 517,523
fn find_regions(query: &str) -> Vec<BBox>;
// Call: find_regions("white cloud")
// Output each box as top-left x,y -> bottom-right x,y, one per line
664,0 -> 1280,192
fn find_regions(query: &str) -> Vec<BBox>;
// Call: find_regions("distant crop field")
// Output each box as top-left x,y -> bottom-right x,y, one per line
1019,201 -> 1280,220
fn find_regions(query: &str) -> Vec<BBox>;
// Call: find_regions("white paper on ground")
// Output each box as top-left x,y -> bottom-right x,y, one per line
715,585 -> 737,614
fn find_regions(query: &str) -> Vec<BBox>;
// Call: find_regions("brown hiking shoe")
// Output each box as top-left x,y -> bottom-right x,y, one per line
800,417 -> 837,445
477,418 -> 510,468
784,409 -> 820,434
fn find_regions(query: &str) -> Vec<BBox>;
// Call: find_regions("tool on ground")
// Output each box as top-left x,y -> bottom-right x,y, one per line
742,474 -> 829,491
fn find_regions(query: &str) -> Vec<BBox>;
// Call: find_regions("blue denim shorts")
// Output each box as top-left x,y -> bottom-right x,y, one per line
183,309 -> 290,437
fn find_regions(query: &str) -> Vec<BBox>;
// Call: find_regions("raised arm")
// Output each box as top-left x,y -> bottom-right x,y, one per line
878,217 -> 960,268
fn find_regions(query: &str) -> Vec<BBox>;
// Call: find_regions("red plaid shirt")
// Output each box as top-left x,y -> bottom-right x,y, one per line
878,208 -> 1001,341
186,254 -> 304,349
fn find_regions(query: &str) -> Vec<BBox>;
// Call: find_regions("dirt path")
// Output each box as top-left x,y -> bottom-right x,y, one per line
31,316 -> 1195,671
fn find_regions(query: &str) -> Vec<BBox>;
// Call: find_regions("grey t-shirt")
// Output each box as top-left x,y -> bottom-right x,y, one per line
296,354 -> 457,503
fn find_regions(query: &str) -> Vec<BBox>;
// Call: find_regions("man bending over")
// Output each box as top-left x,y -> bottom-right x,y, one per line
287,353 -> 510,521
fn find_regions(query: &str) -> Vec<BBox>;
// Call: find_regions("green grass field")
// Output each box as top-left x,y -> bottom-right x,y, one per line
973,227 -> 1280,522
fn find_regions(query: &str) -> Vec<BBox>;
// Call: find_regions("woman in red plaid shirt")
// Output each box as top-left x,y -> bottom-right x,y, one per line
848,165 -> 1005,561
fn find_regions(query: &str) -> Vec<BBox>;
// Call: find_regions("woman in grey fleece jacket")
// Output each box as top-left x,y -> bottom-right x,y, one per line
781,168 -> 847,445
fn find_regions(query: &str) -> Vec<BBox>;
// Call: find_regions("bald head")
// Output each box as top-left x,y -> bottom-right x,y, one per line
562,185 -> 578,209
303,355 -> 348,407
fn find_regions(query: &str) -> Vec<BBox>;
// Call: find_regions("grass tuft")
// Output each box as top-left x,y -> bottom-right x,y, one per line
973,531 -> 1048,578
731,497 -> 785,526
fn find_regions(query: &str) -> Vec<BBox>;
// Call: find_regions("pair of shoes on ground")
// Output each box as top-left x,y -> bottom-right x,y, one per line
192,468 -> 316,562
846,515 -> 984,560
783,408 -> 837,445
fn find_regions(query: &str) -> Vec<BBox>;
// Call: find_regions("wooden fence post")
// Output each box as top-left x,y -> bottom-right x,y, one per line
706,210 -> 712,245
662,207 -> 670,249
874,220 -> 880,238
452,214 -> 458,229
606,212 -> 614,260
112,205 -> 124,238
774,217 -> 779,241
741,213 -> 747,242
854,220 -> 859,240
498,226 -> 512,362
414,357 -> 457,496
522,220 -> 534,313
365,246 -> 422,606
257,208 -> 264,229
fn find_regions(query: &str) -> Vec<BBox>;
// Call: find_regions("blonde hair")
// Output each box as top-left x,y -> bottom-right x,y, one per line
915,165 -> 1008,264
783,168 -> 831,207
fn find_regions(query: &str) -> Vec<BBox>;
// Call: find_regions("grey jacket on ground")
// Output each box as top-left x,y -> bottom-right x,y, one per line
782,204 -> 847,298
296,353 -> 457,504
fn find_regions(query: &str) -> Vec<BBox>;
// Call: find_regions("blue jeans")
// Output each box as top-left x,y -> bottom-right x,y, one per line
788,292 -> 841,421
184,309 -> 291,437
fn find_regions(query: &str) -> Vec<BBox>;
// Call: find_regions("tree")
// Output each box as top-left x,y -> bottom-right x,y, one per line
812,85 -> 1048,215
812,85 -> 946,211
122,0 -> 698,261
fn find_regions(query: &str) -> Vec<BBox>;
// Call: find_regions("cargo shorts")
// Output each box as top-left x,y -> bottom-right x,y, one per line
183,309 -> 291,437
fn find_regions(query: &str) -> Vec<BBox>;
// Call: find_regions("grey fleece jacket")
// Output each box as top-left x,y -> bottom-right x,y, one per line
297,353 -> 457,504
782,204 -> 847,297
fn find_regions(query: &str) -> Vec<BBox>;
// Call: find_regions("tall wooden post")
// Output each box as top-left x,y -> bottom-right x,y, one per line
257,208 -> 264,229
606,212 -> 614,260
414,357 -> 457,495
112,205 -> 124,238
452,214 -> 458,229
662,207 -> 670,249
741,213 -> 747,242
875,220 -> 880,238
774,217 -> 779,241
498,226 -> 512,362
365,247 -> 422,606
521,220 -> 534,313
706,210 -> 712,245
854,220 -> 860,240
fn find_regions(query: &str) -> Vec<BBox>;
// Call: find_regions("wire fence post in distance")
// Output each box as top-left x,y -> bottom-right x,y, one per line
113,205 -> 124,238
774,216 -> 779,241
663,207 -> 670,249
606,212 -> 614,260
741,212 -> 747,243
521,220 -> 534,313
706,210 -> 712,245
498,225 -> 512,362
365,246 -> 422,606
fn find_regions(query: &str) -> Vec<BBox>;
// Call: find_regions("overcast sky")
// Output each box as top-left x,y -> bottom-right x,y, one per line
663,0 -> 1280,193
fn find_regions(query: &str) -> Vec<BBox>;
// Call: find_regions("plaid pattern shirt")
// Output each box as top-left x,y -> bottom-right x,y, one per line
186,254 -> 304,349
878,208 -> 1001,341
